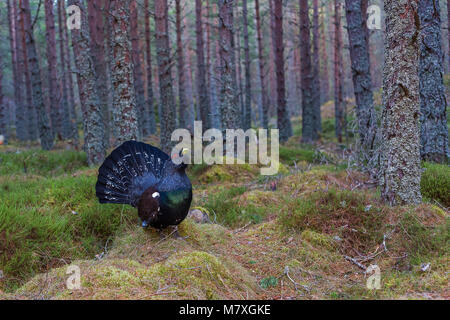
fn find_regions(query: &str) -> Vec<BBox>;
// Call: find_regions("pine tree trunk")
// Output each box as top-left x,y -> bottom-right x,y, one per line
175,0 -> 190,131
130,0 -> 147,137
299,0 -> 317,142
155,0 -> 177,153
182,5 -> 196,129
255,0 -> 269,128
235,16 -> 245,128
207,0 -> 221,129
418,0 -> 449,163
44,0 -> 62,140
69,0 -> 105,165
218,0 -> 240,130
87,0 -> 110,145
196,0 -> 211,129
381,0 -> 422,205
61,0 -> 79,144
319,8 -> 330,103
21,0 -> 53,149
334,0 -> 344,143
273,0 -> 292,142
58,0 -> 78,146
8,0 -> 26,141
0,52 -> 5,143
312,0 -> 322,132
447,0 -> 450,73
108,0 -> 140,144
242,0 -> 252,130
144,0 -> 157,135
345,0 -> 377,160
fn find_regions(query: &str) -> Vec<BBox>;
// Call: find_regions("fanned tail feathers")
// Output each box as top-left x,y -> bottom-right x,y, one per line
95,141 -> 169,207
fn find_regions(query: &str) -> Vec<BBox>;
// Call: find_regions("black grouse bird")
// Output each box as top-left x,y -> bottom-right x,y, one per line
95,141 -> 192,233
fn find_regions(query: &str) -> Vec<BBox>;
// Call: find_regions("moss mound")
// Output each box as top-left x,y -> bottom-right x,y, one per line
421,162 -> 450,207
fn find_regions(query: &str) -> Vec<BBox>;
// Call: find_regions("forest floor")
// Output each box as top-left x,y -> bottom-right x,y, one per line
0,99 -> 448,300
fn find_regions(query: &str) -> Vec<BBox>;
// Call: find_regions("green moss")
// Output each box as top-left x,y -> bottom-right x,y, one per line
301,230 -> 336,251
0,149 -> 88,177
421,162 -> 450,207
0,172 -> 137,291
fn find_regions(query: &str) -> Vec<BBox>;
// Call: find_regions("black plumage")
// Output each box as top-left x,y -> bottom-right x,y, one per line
95,141 -> 192,229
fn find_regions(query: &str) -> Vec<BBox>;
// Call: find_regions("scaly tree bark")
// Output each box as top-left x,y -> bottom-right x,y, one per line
380,0 -> 422,205
255,0 -> 269,128
144,0 -> 157,135
21,0 -> 53,148
312,0 -> 322,132
45,0 -> 62,139
299,0 -> 317,142
242,0 -> 252,130
334,0 -> 344,143
418,0 -> 449,163
273,0 -> 292,142
8,0 -> 26,141
155,0 -> 177,153
109,0 -> 140,144
175,0 -> 189,130
196,0 -> 211,129
69,0 -> 106,165
345,0 -> 377,160
130,0 -> 147,137
87,0 -> 110,145
218,0 -> 240,130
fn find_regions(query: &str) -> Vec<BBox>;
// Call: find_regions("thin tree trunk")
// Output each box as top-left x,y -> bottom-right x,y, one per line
447,0 -> 450,73
182,4 -> 196,129
345,0 -> 377,161
44,0 -> 62,140
319,6 -> 330,103
419,0 -> 449,163
175,0 -> 189,130
218,0 -> 240,130
312,0 -> 322,132
196,0 -> 211,129
69,0 -> 106,165
380,0 -> 422,205
334,0 -> 344,143
61,0 -> 79,144
155,0 -> 177,153
207,0 -> 220,129
235,16 -> 245,127
58,0 -> 78,146
144,0 -> 157,135
0,51 -> 5,143
130,0 -> 147,137
87,0 -> 110,145
21,0 -> 53,149
273,0 -> 292,142
8,0 -> 26,141
242,0 -> 252,130
299,0 -> 317,142
255,0 -> 269,128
